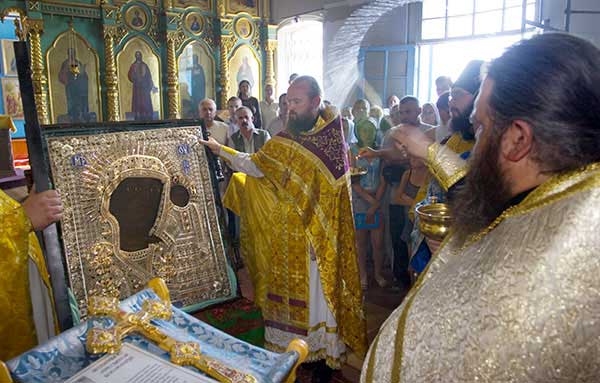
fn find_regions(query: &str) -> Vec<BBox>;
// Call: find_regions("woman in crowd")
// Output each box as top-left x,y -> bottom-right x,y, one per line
389,155 -> 427,288
259,83 -> 278,130
351,118 -> 388,289
420,102 -> 440,126
237,80 -> 262,129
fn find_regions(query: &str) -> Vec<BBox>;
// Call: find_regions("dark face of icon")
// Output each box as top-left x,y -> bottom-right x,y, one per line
109,177 -> 163,252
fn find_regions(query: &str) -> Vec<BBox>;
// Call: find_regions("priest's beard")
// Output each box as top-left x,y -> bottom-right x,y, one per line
450,102 -> 475,140
288,111 -> 316,136
450,126 -> 513,244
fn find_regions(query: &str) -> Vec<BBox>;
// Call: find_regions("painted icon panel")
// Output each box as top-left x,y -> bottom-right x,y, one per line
228,44 -> 260,99
47,31 -> 102,123
1,78 -> 23,119
178,41 -> 215,119
117,38 -> 162,121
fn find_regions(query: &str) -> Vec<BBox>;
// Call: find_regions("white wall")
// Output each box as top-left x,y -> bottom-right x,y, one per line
361,3 -> 420,46
269,0 -> 600,105
271,0 -> 419,106
541,0 -> 600,46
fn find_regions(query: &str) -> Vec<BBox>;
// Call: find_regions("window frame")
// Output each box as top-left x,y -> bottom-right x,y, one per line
358,45 -> 416,106
421,0 -> 538,42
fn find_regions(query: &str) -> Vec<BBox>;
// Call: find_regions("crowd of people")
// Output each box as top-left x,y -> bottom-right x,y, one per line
201,32 -> 600,382
2,32 -> 599,383
204,69 -> 461,296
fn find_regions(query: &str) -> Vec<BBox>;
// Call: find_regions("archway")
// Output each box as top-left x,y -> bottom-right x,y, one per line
277,16 -> 323,96
324,0 -> 415,106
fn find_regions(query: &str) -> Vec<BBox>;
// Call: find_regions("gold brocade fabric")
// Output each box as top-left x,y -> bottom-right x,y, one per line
409,133 -> 473,220
223,172 -> 277,310
223,107 -> 367,357
426,133 -> 472,191
427,142 -> 468,191
363,163 -> 600,383
0,190 -> 54,361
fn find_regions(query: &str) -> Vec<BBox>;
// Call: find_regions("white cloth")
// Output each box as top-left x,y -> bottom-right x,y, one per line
267,116 -> 285,137
435,121 -> 450,142
29,258 -> 56,343
259,101 -> 278,131
207,121 -> 229,146
219,148 -> 264,178
219,149 -> 346,364
265,250 -> 346,362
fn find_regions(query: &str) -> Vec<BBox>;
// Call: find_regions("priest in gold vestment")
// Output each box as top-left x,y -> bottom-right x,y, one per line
201,76 -> 367,372
363,33 -> 600,382
0,187 -> 61,360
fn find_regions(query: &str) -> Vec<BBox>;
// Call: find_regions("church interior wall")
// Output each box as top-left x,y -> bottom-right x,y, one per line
270,0 -> 600,109
542,0 -> 600,47
1,0 -> 600,137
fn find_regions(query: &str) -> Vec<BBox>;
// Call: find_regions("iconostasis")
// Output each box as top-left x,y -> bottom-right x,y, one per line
0,0 -> 278,124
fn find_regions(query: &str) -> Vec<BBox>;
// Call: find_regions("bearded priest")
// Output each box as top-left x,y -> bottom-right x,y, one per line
363,33 -> 600,382
201,76 -> 366,379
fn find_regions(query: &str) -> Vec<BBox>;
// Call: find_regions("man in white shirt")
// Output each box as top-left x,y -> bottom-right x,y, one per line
259,84 -> 279,130
267,93 -> 287,137
199,98 -> 229,145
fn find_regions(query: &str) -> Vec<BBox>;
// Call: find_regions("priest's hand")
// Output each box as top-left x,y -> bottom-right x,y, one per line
357,147 -> 380,159
390,124 -> 434,160
22,185 -> 63,231
199,136 -> 222,154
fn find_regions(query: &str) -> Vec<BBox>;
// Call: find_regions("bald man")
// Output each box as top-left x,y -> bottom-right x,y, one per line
198,98 -> 229,145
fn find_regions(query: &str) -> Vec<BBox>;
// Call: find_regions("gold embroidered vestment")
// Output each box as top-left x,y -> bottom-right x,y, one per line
224,108 -> 367,359
363,155 -> 600,382
0,190 -> 55,360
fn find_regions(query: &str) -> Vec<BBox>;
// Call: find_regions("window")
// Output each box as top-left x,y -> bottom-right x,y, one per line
422,0 -> 537,41
358,46 -> 415,108
416,33 -> 534,102
276,18 -> 323,97
416,0 -> 539,102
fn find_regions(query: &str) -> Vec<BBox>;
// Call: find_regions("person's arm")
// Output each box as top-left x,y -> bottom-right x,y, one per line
358,146 -> 407,162
425,143 -> 468,191
367,172 -> 387,216
352,183 -> 378,206
21,187 -> 63,231
374,170 -> 387,202
398,191 -> 415,207
199,136 -> 264,177
390,125 -> 467,191
394,171 -> 414,206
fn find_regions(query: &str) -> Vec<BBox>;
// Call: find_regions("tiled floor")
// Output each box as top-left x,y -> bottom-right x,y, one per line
237,267 -> 407,383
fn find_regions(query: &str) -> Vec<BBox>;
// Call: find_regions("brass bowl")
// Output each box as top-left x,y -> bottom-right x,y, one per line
416,203 -> 453,241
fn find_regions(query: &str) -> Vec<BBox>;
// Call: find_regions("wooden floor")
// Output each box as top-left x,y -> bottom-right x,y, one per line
238,267 -> 407,383
321,281 -> 406,383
